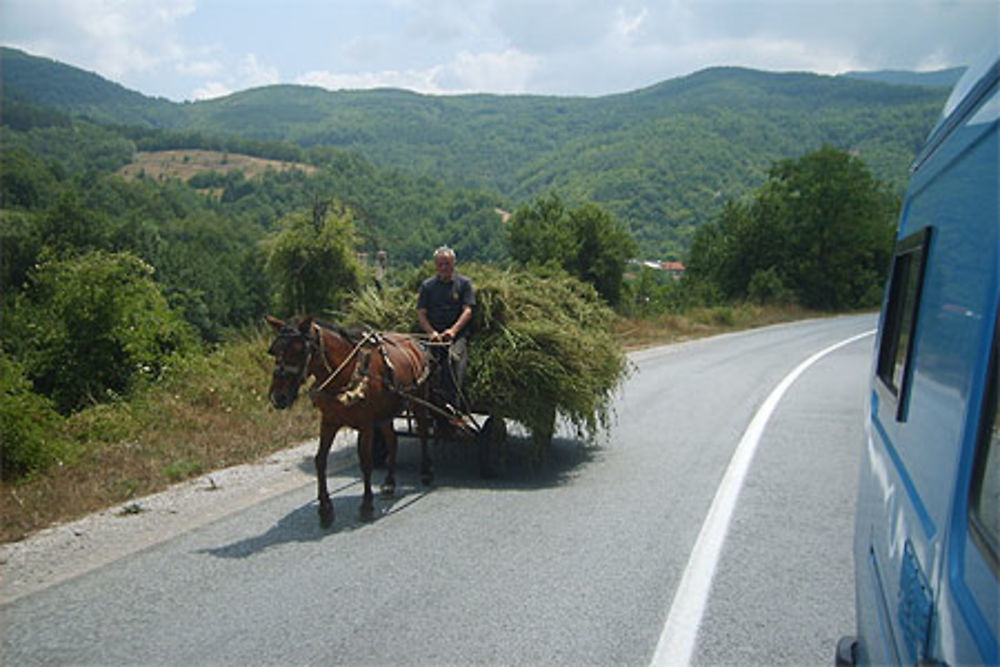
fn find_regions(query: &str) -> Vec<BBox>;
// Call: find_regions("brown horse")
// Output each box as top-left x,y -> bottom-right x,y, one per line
265,315 -> 432,526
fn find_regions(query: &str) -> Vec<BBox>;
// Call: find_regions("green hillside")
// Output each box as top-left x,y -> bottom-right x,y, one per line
0,47 -> 182,128
1,47 -> 950,256
840,67 -> 965,88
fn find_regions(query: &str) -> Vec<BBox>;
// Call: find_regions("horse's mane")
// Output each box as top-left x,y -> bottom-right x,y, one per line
313,318 -> 366,344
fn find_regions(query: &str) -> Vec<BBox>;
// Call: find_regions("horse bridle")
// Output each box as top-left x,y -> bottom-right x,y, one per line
270,322 -> 369,397
269,324 -> 317,389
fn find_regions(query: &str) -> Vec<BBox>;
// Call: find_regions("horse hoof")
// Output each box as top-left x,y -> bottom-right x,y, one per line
318,505 -> 335,529
380,484 -> 395,499
359,503 -> 375,522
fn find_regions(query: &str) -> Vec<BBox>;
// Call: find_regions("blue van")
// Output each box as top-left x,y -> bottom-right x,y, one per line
838,52 -> 999,665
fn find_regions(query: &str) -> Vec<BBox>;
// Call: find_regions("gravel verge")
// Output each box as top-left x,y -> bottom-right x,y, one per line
0,430 -> 358,605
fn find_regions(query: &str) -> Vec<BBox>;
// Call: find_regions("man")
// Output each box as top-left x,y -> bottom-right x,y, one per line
417,246 -> 475,411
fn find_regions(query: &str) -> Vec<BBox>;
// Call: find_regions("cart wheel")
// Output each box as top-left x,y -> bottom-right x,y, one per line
478,416 -> 507,478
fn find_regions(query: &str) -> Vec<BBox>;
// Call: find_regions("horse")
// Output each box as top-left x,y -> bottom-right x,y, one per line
265,315 -> 433,526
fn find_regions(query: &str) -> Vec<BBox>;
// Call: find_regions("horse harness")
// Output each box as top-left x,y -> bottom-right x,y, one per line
272,322 -> 431,407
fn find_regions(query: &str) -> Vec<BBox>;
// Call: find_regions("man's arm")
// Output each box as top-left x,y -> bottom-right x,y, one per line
443,304 -> 472,341
417,308 -> 438,340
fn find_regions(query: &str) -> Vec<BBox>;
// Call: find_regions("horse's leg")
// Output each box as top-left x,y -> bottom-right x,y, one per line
316,418 -> 338,528
379,420 -> 398,498
357,427 -> 375,521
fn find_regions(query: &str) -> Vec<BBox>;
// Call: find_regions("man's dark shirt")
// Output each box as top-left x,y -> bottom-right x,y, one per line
418,273 -> 475,337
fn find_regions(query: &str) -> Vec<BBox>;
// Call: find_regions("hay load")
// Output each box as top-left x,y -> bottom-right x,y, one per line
345,264 -> 628,453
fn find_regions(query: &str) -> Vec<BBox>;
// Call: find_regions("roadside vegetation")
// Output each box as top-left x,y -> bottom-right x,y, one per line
0,303 -> 820,544
2,70 -> 904,542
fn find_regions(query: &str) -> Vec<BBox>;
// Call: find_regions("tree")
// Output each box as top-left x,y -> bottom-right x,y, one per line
762,146 -> 897,309
565,202 -> 637,306
685,146 -> 897,310
264,200 -> 363,316
507,192 -> 637,306
5,251 -> 198,413
507,192 -> 574,268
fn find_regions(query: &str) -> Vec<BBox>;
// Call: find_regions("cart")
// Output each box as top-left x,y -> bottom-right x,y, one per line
375,339 -> 553,479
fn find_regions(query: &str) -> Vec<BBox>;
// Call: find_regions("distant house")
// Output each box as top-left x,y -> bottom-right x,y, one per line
661,261 -> 686,280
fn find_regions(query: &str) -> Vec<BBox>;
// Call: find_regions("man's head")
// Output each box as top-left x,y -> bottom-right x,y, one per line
434,246 -> 456,282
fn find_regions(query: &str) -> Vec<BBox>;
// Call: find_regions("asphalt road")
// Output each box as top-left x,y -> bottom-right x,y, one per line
1,314 -> 875,666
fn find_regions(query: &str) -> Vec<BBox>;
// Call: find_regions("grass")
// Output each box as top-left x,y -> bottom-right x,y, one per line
1,330 -> 317,543
614,303 -> 817,350
1,304 -> 819,544
116,149 -> 318,187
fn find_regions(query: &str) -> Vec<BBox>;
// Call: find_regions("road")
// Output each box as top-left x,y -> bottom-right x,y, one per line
1,314 -> 875,666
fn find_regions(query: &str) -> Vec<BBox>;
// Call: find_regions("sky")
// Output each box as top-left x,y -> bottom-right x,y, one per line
1,0 -> 997,102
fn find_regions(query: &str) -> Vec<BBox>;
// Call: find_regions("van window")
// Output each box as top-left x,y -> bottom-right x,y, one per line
876,227 -> 933,420
971,327 -> 999,571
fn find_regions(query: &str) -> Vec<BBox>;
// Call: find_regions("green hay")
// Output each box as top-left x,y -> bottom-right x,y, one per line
344,264 -> 628,452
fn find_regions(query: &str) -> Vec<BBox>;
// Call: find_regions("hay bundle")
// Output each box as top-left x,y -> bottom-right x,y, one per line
345,264 -> 627,451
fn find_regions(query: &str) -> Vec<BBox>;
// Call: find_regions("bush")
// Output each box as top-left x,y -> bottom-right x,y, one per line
0,354 -> 75,479
264,201 -> 362,316
747,267 -> 794,305
5,250 -> 199,413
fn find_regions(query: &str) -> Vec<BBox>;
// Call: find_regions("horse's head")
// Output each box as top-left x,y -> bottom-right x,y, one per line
265,315 -> 316,409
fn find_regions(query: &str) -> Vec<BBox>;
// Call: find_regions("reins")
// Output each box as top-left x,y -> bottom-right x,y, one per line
311,328 -> 377,395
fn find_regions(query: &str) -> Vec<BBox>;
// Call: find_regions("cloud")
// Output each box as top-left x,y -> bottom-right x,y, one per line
239,53 -> 280,88
2,0 -> 994,100
297,47 -> 537,94
192,81 -> 232,101
190,53 -> 280,100
2,0 -> 195,78
437,49 -> 538,92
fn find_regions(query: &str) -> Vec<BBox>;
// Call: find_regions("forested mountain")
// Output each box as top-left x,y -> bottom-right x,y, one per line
1,46 -> 950,255
0,46 -> 934,474
840,67 -> 964,88
0,47 -> 183,128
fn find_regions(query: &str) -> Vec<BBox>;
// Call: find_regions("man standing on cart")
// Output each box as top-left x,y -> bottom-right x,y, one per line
417,246 -> 475,414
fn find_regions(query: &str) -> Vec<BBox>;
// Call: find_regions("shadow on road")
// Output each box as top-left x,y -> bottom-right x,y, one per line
199,432 -> 597,559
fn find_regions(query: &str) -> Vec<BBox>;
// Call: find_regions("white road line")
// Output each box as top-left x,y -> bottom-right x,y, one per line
650,329 -> 875,667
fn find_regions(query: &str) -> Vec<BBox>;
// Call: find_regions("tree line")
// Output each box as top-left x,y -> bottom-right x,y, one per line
1,94 -> 898,480
4,46 -> 944,259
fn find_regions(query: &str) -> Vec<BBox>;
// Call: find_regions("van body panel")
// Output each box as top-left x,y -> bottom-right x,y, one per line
847,51 -> 999,666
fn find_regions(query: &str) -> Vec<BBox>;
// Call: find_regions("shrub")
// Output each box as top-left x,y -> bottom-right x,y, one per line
0,354 -> 75,479
5,250 -> 198,413
747,267 -> 794,305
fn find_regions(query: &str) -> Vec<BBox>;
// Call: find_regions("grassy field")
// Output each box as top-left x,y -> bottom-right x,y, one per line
116,149 -> 318,189
1,304 -> 817,543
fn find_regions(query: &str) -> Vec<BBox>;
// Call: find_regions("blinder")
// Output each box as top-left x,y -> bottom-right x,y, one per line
269,324 -> 316,388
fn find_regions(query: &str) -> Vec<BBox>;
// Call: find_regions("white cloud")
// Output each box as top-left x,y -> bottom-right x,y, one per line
297,48 -> 537,95
442,49 -> 538,92
192,81 -> 232,101
2,0 -> 993,100
297,68 -> 444,93
177,58 -> 224,78
239,53 -> 280,88
189,53 -> 279,100
2,0 -> 195,78
615,7 -> 649,38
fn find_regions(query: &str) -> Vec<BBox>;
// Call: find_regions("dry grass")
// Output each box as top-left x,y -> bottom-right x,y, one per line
615,303 -> 817,350
0,332 -> 317,543
116,149 -> 318,186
